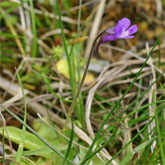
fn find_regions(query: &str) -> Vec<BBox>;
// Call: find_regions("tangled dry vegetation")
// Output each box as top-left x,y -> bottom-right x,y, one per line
0,0 -> 165,164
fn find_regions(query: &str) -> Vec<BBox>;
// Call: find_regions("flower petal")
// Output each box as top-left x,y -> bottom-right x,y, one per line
123,35 -> 135,39
127,24 -> 138,35
115,18 -> 131,33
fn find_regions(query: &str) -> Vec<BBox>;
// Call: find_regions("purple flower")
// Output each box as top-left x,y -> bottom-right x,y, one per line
97,18 -> 138,50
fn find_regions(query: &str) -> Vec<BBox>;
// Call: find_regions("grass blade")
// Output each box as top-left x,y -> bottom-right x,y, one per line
15,72 -> 27,163
63,122 -> 74,165
2,128 -> 5,165
55,0 -> 74,92
153,90 -> 165,164
28,0 -> 37,57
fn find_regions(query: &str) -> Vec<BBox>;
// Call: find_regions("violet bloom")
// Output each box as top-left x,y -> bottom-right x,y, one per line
97,18 -> 138,50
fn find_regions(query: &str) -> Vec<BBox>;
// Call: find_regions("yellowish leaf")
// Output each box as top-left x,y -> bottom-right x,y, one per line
56,58 -> 95,84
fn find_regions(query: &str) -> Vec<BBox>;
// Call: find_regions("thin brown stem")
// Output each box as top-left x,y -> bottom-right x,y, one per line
64,31 -> 104,128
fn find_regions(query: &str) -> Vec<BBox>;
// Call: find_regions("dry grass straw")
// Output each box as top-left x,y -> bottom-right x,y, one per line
0,76 -> 113,163
1,39 -> 164,164
1,0 -> 165,163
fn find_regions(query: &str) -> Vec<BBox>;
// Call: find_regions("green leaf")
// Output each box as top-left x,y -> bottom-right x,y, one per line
1,32 -> 23,39
0,54 -> 12,63
63,122 -> 74,165
8,15 -> 18,25
23,147 -> 53,156
120,152 -> 134,165
0,1 -> 19,7
134,137 -> 156,152
33,118 -> 69,151
0,126 -> 45,150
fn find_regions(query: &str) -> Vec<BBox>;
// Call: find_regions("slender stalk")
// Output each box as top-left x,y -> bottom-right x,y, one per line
15,71 -> 27,162
55,0 -> 74,93
75,0 -> 84,127
153,89 -> 165,164
28,0 -> 37,57
2,128 -> 5,165
64,31 -> 104,128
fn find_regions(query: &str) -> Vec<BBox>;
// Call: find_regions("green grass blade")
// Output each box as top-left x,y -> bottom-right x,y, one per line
0,32 -> 23,39
63,122 -> 74,165
76,0 -> 82,84
55,0 -> 74,92
28,0 -> 37,57
15,72 -> 27,163
153,90 -> 165,164
2,128 -> 5,165
75,0 -> 84,127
